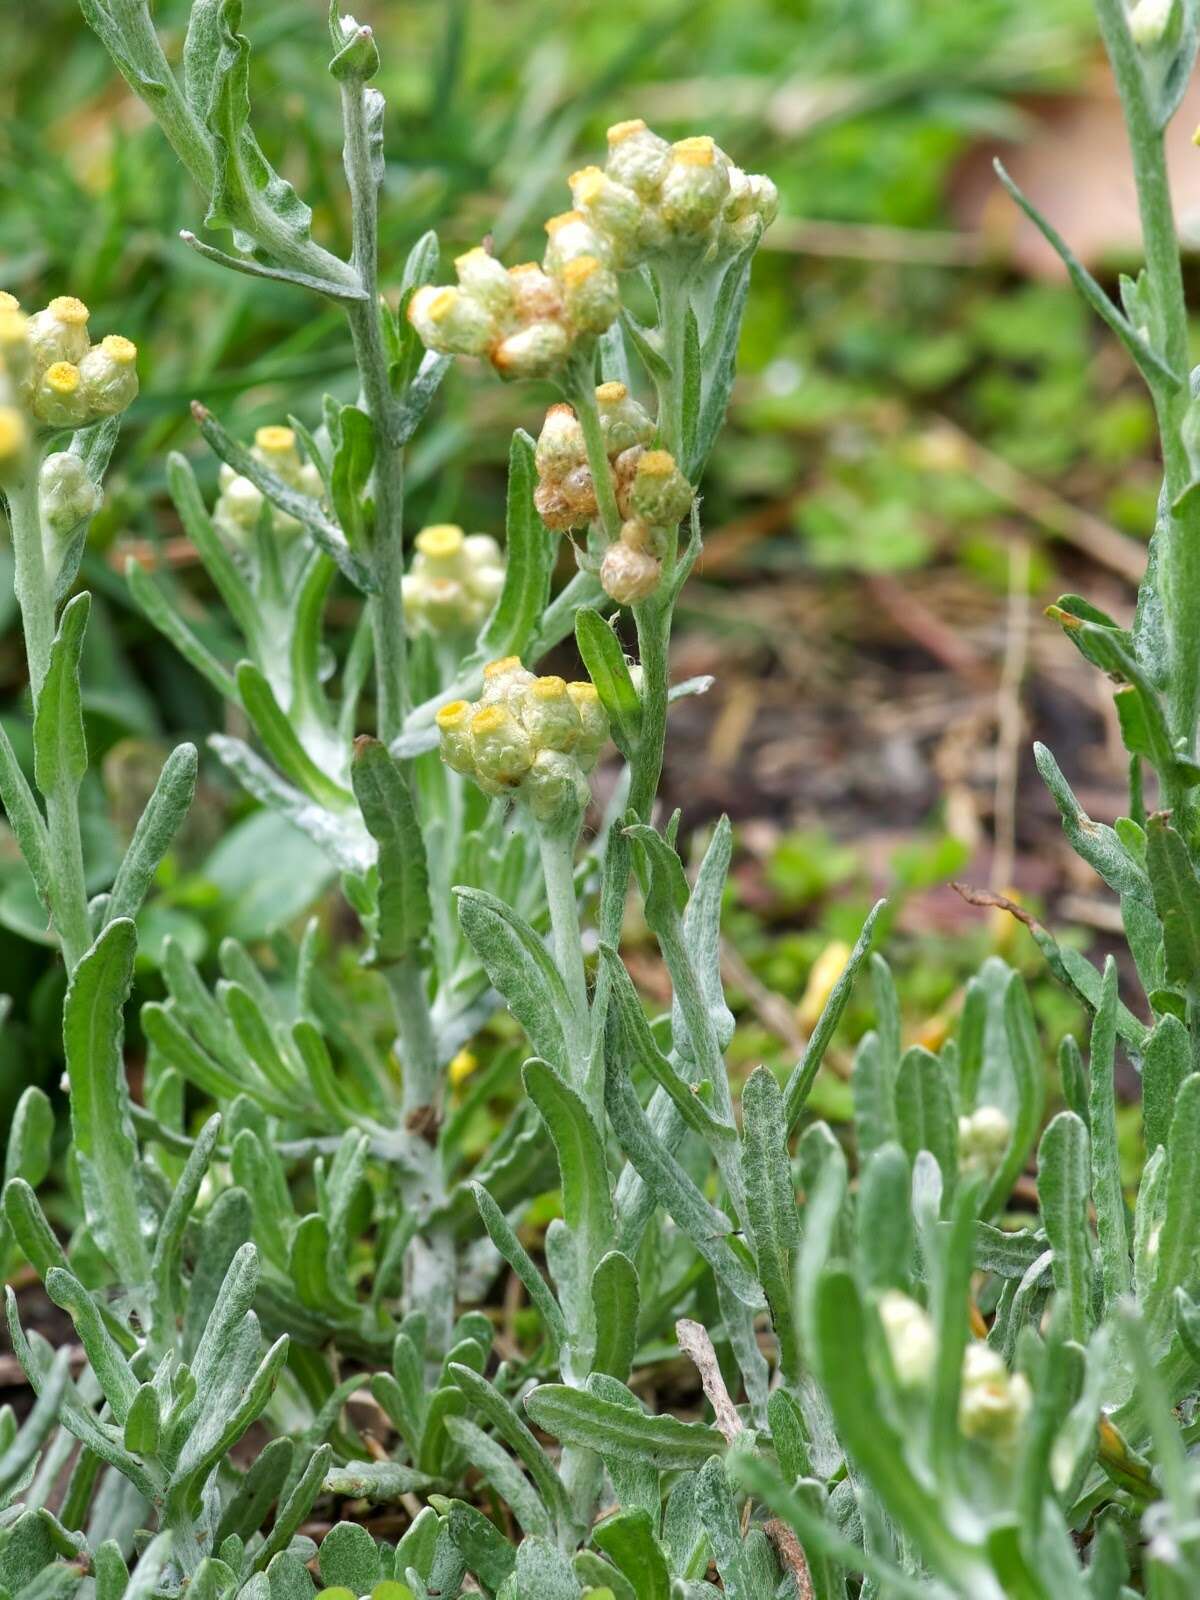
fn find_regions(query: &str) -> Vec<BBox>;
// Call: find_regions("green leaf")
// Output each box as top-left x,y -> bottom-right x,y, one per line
319,1523 -> 382,1593
741,1065 -> 801,1383
856,1141 -> 913,1293
126,556 -> 238,700
994,161 -> 1182,394
106,742 -> 197,925
592,1508 -> 671,1600
1037,1112 -> 1094,1344
443,1498 -> 517,1590
476,431 -> 556,662
33,593 -> 90,799
64,918 -> 149,1291
0,722 -> 53,917
575,609 -> 642,758
1088,958 -> 1131,1311
590,1251 -> 639,1381
524,1058 -> 612,1306
5,1085 -> 54,1191
1143,1013 -> 1190,1152
208,734 -> 371,875
455,888 -> 572,1077
1147,1072 -> 1200,1347
894,1046 -> 958,1207
236,661 -> 353,811
785,899 -> 886,1131
350,737 -> 430,963
470,1181 -> 567,1355
44,1267 -> 139,1423
1146,812 -> 1200,989
449,1364 -> 573,1535
524,1382 -> 726,1468
330,405 -> 375,551
166,451 -> 262,646
123,1384 -> 162,1458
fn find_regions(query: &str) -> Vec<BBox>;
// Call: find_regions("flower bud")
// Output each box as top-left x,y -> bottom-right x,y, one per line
558,255 -> 620,336
600,539 -> 661,605
470,561 -> 506,611
455,247 -> 515,318
559,462 -> 600,524
436,699 -> 476,775
605,119 -> 672,198
595,382 -> 654,454
216,474 -> 266,535
423,576 -> 469,631
534,481 -> 575,531
660,137 -> 731,234
535,403 -> 587,480
26,296 -> 90,370
492,321 -> 570,379
78,334 -> 138,417
517,675 -> 582,752
722,168 -> 780,251
407,284 -> 494,357
0,292 -> 19,312
629,449 -> 693,525
507,263 -> 563,323
462,532 -> 502,570
414,522 -> 466,579
569,166 -> 643,264
1129,0 -> 1175,46
525,747 -> 591,823
617,516 -> 666,558
959,1343 -> 1031,1445
612,445 -> 645,519
567,681 -> 609,768
543,210 -> 611,273
0,310 -> 31,385
33,362 -> 88,428
40,452 -> 100,535
481,655 -> 536,703
878,1291 -> 935,1389
469,704 -> 534,786
0,406 -> 28,469
958,1106 -> 1011,1176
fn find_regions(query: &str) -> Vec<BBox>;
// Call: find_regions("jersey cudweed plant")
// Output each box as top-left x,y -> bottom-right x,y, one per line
7,0 -> 1200,1594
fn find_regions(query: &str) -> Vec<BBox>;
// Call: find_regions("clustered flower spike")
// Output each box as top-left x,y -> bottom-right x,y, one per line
406,122 -> 776,382
533,384 -> 693,606
402,523 -> 506,635
213,425 -> 324,546
435,656 -> 609,823
0,291 -> 139,479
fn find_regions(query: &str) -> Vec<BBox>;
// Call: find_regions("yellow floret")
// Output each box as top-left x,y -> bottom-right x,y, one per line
45,361 -> 81,394
560,255 -> 601,286
0,407 -> 27,461
47,296 -> 90,326
427,287 -> 459,322
470,704 -> 508,734
435,699 -> 472,731
483,655 -> 523,680
607,118 -> 648,144
638,448 -> 676,478
100,334 -> 137,365
595,381 -> 628,404
672,136 -> 717,167
454,246 -> 491,272
544,210 -> 584,235
0,311 -> 27,346
567,681 -> 600,705
255,425 -> 295,454
530,675 -> 568,699
569,166 -> 607,204
416,523 -> 465,559
449,1048 -> 479,1087
0,292 -> 19,313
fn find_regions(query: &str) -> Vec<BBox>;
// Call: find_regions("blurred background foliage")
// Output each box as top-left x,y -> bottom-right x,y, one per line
0,0 -> 1162,1174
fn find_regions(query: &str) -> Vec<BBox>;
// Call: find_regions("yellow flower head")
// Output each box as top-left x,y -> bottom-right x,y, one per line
672,135 -> 717,168
47,295 -> 90,327
416,523 -> 465,561
45,361 -> 81,395
607,118 -> 648,145
0,407 -> 27,461
255,424 -> 295,455
100,334 -> 137,366
0,292 -> 20,313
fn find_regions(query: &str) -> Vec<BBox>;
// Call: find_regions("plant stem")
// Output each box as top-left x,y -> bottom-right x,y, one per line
538,818 -> 591,1068
341,77 -> 409,746
6,465 -> 91,969
655,263 -> 693,465
1093,0 -> 1197,751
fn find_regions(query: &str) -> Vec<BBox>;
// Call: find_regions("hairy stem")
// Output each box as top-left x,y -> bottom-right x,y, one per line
6,467 -> 91,969
567,352 -> 623,544
1093,0 -> 1197,751
538,818 -> 591,1071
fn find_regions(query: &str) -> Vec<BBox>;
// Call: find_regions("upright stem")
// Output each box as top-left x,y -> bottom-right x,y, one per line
6,465 -> 90,969
341,77 -> 409,746
567,355 -> 623,544
655,264 -> 694,466
1094,0 -> 1197,750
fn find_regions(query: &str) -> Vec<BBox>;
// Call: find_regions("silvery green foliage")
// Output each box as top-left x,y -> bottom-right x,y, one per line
7,0 -> 1200,1594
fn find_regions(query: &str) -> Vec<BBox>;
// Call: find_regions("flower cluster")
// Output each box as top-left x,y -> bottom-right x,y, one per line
407,238 -> 619,381
0,292 -> 139,477
879,1293 -> 1031,1446
401,523 -> 506,636
957,1105 -> 1011,1178
574,120 -> 778,267
533,384 -> 693,604
213,425 -> 324,546
406,123 -> 777,383
435,656 -> 609,822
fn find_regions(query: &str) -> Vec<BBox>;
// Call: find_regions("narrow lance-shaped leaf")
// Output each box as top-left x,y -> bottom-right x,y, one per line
350,737 -> 430,962
106,742 -> 198,925
32,592 -> 90,799
65,918 -> 150,1294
